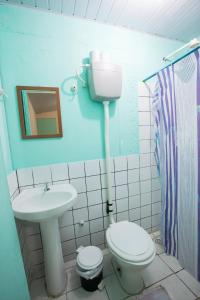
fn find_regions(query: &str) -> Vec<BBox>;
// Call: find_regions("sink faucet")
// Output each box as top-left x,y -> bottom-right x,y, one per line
44,183 -> 50,192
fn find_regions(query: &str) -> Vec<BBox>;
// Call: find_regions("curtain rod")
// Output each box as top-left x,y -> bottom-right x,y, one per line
143,45 -> 200,82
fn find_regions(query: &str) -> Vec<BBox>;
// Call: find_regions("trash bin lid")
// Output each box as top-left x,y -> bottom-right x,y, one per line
77,246 -> 103,270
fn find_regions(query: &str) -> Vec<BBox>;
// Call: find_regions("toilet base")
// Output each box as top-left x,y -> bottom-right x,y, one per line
112,257 -> 144,295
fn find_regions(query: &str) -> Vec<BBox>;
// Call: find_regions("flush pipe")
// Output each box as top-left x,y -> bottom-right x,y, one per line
103,101 -> 115,224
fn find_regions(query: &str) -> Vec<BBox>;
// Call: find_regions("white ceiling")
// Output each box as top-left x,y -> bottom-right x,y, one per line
1,0 -> 200,42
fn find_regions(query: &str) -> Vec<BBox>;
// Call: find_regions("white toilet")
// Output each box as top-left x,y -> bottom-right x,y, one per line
85,50 -> 156,296
106,221 -> 156,295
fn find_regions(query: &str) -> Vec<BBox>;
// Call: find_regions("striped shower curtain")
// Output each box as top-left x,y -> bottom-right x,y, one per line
151,48 -> 200,280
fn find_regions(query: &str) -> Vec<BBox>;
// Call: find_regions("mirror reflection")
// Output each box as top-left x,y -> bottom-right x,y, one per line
17,87 -> 62,139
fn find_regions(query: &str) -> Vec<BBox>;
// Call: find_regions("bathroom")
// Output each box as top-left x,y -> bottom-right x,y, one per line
0,1 -> 200,300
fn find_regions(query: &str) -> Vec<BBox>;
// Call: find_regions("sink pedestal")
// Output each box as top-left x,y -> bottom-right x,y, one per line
40,218 -> 66,297
12,183 -> 78,297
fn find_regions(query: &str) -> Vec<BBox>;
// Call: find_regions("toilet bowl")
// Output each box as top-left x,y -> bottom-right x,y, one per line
106,221 -> 156,295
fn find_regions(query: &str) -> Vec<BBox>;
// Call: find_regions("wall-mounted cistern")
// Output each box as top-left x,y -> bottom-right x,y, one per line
88,51 -> 122,223
12,183 -> 78,297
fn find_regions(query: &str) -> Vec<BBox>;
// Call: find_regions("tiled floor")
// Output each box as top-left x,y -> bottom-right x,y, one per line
30,235 -> 200,300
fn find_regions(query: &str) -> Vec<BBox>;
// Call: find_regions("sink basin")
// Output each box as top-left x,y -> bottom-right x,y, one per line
12,183 -> 78,297
12,183 -> 77,222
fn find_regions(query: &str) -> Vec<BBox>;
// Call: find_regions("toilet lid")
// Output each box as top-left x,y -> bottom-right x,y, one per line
77,246 -> 103,270
107,221 -> 154,262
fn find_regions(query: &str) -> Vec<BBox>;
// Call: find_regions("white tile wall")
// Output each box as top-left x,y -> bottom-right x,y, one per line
70,177 -> 86,193
7,171 -> 18,197
75,222 -> 90,238
85,160 -> 100,176
87,190 -> 102,206
114,156 -> 127,171
139,112 -> 151,126
73,208 -> 89,224
138,82 -> 150,97
129,195 -> 140,209
32,166 -> 51,184
91,231 -> 105,246
68,161 -> 85,178
140,180 -> 151,193
128,169 -> 139,183
50,163 -> 68,181
127,155 -> 139,169
141,192 -> 151,206
128,182 -> 140,196
116,185 -> 128,199
89,204 -> 103,220
7,82 -> 161,284
138,97 -> 150,111
73,192 -> 87,209
139,126 -> 151,140
117,198 -> 128,212
17,168 -> 33,187
86,175 -> 101,191
115,171 -> 127,186
90,218 -> 104,233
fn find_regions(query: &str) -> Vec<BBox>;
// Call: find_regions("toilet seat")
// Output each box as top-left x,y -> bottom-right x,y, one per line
106,221 -> 155,264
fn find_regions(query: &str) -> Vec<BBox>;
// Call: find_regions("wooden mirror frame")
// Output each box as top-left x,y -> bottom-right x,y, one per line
16,86 -> 63,139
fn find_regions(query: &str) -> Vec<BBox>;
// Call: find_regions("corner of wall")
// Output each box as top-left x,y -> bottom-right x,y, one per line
0,72 -> 13,173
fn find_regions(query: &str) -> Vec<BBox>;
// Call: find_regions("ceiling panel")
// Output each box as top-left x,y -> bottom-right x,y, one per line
22,0 -> 36,6
107,0 -> 128,24
74,0 -> 88,18
62,0 -> 75,15
48,0 -> 62,13
96,0 -> 114,22
35,0 -> 48,10
85,0 -> 102,20
1,0 -> 200,42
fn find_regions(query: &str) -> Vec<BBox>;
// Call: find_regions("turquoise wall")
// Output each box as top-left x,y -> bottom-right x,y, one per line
0,138 -> 30,300
0,5 -> 183,169
0,76 -> 12,172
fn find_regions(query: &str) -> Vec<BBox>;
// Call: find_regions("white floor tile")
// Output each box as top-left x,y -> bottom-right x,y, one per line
66,267 -> 81,292
160,253 -> 183,273
67,287 -> 109,300
177,269 -> 200,297
30,278 -> 48,300
142,255 -> 173,287
136,286 -> 170,300
104,274 -> 129,300
103,253 -> 114,277
50,294 -> 67,300
151,274 -> 196,300
123,296 -> 137,300
151,230 -> 160,239
156,244 -> 164,255
64,259 -> 76,270
153,241 -> 164,255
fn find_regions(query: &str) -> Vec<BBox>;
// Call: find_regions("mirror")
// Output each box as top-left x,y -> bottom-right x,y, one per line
17,86 -> 63,139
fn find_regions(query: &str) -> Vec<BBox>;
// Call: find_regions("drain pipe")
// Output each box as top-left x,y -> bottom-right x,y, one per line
103,101 -> 114,224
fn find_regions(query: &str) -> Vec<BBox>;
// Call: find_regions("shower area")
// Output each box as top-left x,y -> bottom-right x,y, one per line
145,46 -> 200,280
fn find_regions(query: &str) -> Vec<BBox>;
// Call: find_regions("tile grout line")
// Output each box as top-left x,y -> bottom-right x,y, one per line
68,164 -> 78,250
174,271 -> 200,299
83,161 -> 92,247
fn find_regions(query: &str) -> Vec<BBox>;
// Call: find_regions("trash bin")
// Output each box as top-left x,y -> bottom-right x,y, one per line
76,246 -> 103,292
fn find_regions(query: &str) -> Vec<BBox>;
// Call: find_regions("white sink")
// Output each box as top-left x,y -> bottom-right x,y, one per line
12,184 -> 77,222
12,183 -> 78,298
